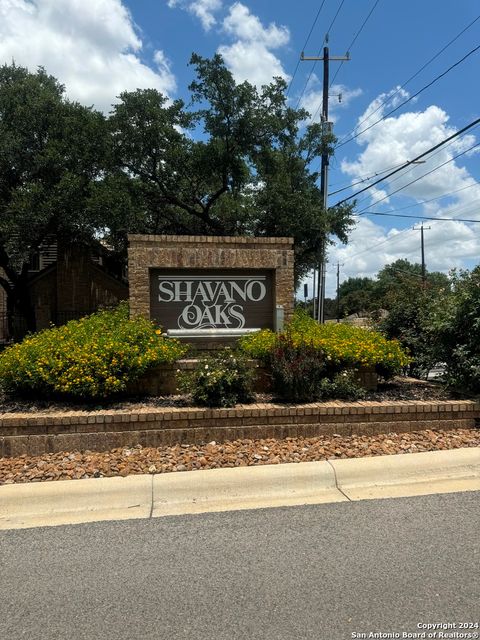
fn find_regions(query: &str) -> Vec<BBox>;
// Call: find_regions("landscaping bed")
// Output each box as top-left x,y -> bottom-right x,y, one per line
0,377 -> 461,414
0,428 -> 478,485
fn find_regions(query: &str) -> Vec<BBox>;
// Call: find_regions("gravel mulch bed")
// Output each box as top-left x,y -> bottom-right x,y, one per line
0,378 -> 464,415
1,429 -> 478,485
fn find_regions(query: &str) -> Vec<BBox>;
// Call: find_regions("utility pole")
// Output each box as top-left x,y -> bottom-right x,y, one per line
312,269 -> 316,319
413,223 -> 431,288
336,262 -> 343,323
301,43 -> 350,323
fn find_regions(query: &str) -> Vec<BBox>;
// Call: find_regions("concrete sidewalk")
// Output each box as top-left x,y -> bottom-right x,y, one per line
0,448 -> 479,530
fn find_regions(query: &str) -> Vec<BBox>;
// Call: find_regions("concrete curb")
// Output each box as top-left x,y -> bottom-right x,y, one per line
330,448 -> 480,500
0,448 -> 478,530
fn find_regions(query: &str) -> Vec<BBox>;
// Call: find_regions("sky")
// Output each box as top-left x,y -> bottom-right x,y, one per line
0,0 -> 479,296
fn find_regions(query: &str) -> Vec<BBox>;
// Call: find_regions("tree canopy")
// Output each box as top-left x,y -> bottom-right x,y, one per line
0,63 -> 108,326
102,53 -> 354,280
0,54 -> 355,328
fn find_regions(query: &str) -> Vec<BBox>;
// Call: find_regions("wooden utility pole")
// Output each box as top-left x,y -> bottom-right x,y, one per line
301,44 -> 350,323
413,223 -> 431,287
336,262 -> 343,323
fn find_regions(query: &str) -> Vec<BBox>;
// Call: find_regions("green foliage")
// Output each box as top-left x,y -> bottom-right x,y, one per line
337,276 -> 377,317
107,53 -> 355,282
239,310 -> 409,377
377,295 -> 438,377
375,261 -> 451,377
269,335 -> 329,402
428,267 -> 480,392
0,304 -> 187,399
258,334 -> 366,403
325,370 -> 367,401
0,63 -> 109,328
178,349 -> 255,408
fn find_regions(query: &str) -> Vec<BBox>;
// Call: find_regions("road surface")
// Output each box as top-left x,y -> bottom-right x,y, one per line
1,491 -> 478,640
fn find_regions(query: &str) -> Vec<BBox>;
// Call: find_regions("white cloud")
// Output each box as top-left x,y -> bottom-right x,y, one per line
0,0 -> 176,112
218,2 -> 290,87
341,94 -> 479,206
168,0 -> 222,31
222,2 -> 288,47
320,90 -> 480,293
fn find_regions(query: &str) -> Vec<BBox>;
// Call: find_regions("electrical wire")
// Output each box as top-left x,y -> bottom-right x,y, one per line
309,0 -> 381,122
375,182 -> 479,212
359,211 -> 480,223
335,13 -> 480,148
330,161 -> 414,195
336,43 -> 480,149
287,1 -> 328,97
295,0 -> 347,110
341,227 -> 416,263
352,124 -> 480,209
332,116 -> 480,207
330,0 -> 381,88
356,140 -> 480,214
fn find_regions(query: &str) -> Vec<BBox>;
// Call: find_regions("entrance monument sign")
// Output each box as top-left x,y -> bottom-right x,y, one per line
128,235 -> 294,341
149,269 -> 274,332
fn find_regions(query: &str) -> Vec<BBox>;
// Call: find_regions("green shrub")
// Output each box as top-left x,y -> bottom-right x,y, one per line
268,335 -> 366,402
324,370 -> 367,401
239,310 -> 410,378
269,335 -> 329,402
429,267 -> 480,393
178,349 -> 255,408
0,303 -> 187,400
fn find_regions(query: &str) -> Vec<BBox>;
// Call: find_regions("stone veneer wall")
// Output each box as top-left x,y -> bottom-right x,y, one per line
127,235 -> 295,322
1,400 -> 477,457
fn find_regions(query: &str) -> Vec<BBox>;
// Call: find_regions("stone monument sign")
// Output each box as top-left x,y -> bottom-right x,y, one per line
128,235 -> 294,340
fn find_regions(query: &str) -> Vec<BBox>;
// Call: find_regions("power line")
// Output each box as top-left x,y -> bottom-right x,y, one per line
341,227 -> 416,263
329,162 -> 406,188
352,127 -> 480,209
310,0 -> 381,122
330,161 -> 412,195
336,43 -> 480,149
359,211 -> 480,224
356,189 -> 480,220
335,13 -> 480,148
330,0 -> 381,89
333,170 -> 479,202
287,1 -> 328,97
342,196 -> 480,266
372,182 -> 479,212
354,127 -> 480,209
356,140 -> 480,214
336,191 -> 480,269
332,116 -> 480,207
295,0 -> 347,110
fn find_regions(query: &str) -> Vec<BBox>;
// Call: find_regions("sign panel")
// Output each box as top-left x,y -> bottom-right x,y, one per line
149,269 -> 274,332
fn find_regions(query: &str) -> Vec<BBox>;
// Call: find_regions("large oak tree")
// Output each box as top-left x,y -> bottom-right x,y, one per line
0,64 -> 107,329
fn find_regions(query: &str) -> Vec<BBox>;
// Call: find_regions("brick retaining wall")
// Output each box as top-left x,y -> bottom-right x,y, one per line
0,400 -> 478,458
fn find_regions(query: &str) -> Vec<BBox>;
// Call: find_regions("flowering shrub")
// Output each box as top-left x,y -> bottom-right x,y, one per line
239,310 -> 410,379
269,336 -> 329,402
0,303 -> 187,399
269,335 -> 366,402
178,349 -> 254,408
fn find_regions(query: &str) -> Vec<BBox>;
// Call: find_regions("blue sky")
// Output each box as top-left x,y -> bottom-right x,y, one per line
0,0 -> 479,295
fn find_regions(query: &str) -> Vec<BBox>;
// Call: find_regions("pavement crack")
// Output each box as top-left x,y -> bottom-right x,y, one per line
149,475 -> 154,518
326,459 -> 352,502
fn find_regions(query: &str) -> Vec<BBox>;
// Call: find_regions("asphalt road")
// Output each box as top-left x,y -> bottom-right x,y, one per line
1,492 -> 479,640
